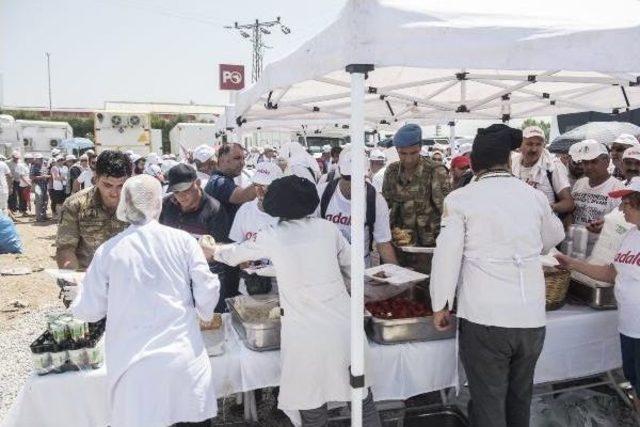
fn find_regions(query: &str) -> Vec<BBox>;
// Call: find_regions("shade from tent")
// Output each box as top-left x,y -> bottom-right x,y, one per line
221,0 -> 640,131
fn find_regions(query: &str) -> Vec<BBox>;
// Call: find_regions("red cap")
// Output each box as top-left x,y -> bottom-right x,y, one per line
451,156 -> 470,169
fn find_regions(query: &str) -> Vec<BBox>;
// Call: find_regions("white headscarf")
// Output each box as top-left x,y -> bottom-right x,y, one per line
116,175 -> 163,225
279,141 -> 321,182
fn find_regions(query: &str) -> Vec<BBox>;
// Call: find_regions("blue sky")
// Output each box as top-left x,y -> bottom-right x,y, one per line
1,0 -> 346,108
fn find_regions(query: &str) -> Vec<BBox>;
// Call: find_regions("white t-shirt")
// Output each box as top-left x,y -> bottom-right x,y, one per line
613,228 -> 640,338
51,165 -> 64,191
77,169 -> 94,189
316,181 -> 392,262
16,163 -> 30,188
371,167 -> 386,193
512,153 -> 570,204
572,176 -> 625,255
229,199 -> 279,243
0,162 -> 10,194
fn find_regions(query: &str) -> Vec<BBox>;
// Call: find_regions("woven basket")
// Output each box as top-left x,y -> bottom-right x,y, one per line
544,267 -> 571,311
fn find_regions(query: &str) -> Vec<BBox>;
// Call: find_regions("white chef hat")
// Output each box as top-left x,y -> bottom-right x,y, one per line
116,174 -> 162,225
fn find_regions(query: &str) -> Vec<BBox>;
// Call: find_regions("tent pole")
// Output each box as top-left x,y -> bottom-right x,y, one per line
448,121 -> 456,153
346,63 -> 373,427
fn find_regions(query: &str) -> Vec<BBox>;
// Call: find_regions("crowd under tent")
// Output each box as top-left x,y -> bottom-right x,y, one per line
223,0 -> 640,425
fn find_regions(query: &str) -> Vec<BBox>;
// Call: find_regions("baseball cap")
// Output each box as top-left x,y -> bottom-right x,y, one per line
65,154 -> 77,161
146,152 -> 160,165
613,133 -> 639,147
569,139 -> 609,162
522,126 -> 545,141
252,161 -> 284,186
167,163 -> 197,192
11,150 -> 20,159
610,176 -> 640,198
451,155 -> 471,169
337,144 -> 367,176
193,145 -> 216,163
623,146 -> 640,162
33,153 -> 43,159
369,149 -> 386,162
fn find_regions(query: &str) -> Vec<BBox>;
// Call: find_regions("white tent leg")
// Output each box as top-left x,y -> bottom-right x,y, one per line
347,64 -> 372,427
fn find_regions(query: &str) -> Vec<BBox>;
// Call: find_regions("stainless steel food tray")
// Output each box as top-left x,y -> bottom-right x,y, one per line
366,313 -> 457,344
568,279 -> 616,310
225,296 -> 281,351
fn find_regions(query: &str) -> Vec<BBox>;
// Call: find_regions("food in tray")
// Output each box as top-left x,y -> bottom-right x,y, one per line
200,313 -> 223,330
392,228 -> 414,246
372,271 -> 389,279
365,297 -> 433,320
233,298 -> 281,322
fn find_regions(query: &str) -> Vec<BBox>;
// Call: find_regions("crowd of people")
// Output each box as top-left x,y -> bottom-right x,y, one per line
6,120 -> 635,426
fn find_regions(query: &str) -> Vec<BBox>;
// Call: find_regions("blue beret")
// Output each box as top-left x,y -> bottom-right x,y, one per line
393,124 -> 422,148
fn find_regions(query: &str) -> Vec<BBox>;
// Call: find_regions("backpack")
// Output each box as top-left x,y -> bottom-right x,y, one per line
320,178 -> 377,252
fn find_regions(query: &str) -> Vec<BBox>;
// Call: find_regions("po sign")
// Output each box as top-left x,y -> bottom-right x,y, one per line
219,64 -> 245,90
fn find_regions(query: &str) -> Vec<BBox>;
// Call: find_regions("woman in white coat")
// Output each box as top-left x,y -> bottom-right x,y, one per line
208,175 -> 381,427
71,174 -> 221,427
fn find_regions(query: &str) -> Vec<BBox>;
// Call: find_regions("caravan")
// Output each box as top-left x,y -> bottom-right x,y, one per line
15,119 -> 73,157
0,115 -> 20,157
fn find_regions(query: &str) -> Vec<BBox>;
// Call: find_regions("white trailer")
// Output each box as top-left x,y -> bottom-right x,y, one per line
0,114 -> 20,157
169,123 -> 217,155
94,111 -> 151,155
15,119 -> 73,156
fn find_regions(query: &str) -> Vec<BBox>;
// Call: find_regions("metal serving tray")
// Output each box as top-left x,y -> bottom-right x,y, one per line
366,285 -> 456,345
367,314 -> 457,344
225,296 -> 281,351
568,278 -> 617,310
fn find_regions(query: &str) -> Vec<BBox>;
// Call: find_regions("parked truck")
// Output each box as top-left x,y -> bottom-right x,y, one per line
15,119 -> 73,156
0,114 -> 20,157
94,111 -> 151,154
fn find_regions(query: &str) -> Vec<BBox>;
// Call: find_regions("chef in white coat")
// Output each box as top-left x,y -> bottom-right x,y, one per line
71,174 -> 220,427
430,125 -> 565,427
208,175 -> 381,427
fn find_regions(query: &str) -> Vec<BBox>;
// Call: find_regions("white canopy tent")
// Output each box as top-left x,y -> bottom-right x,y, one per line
224,1 -> 640,425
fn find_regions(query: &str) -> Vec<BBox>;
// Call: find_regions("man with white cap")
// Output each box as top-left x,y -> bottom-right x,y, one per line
611,134 -> 640,180
15,153 -> 32,214
317,145 -> 398,266
192,144 -> 217,188
512,125 -> 574,216
570,139 -> 625,255
369,149 -> 386,193
623,146 -> 640,182
229,162 -> 283,295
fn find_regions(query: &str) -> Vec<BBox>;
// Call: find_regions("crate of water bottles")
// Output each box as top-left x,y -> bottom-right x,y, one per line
29,313 -> 105,375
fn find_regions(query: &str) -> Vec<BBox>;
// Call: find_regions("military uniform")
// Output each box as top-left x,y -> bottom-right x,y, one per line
382,156 -> 450,246
56,186 -> 127,270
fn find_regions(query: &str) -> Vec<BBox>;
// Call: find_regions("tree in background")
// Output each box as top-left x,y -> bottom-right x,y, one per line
521,118 -> 551,142
151,114 -> 188,154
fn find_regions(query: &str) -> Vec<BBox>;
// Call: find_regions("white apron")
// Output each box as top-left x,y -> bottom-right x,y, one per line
215,217 -> 366,410
72,221 -> 221,427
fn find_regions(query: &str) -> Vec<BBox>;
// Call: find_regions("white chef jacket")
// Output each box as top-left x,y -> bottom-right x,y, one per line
71,220 -> 220,427
215,217 -> 370,411
430,173 -> 565,328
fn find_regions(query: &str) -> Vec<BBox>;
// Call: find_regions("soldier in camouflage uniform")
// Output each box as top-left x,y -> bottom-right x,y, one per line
382,124 -> 451,272
56,151 -> 131,270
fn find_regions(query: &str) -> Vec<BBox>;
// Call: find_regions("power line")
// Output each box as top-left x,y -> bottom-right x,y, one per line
225,17 -> 291,83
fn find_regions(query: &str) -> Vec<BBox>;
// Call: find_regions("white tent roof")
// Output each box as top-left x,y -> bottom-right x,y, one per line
227,0 -> 640,129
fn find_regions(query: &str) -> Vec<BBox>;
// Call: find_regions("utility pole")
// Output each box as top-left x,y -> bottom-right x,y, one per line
225,17 -> 291,82
45,52 -> 52,117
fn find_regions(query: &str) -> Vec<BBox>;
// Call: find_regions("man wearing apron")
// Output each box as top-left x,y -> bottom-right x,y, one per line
429,124 -> 565,427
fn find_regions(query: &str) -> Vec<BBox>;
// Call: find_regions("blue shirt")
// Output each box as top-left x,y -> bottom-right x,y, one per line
204,171 -> 239,235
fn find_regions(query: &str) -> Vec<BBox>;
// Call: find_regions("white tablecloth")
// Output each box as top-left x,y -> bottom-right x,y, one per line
1,305 -> 621,427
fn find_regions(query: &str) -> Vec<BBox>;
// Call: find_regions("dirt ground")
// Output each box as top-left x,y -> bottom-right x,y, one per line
0,214 -> 60,328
